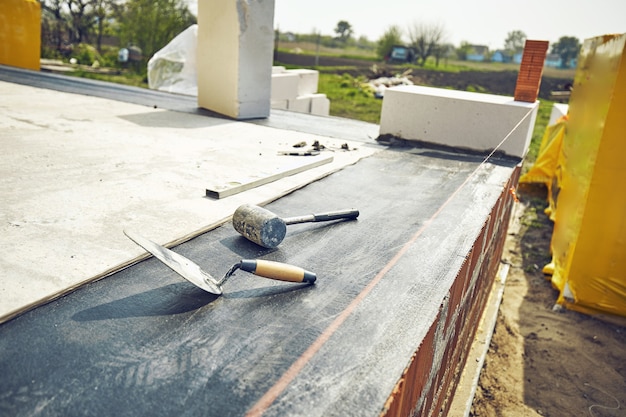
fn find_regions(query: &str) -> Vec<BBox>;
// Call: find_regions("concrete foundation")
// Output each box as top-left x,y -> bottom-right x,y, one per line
197,0 -> 275,119
379,86 -> 538,159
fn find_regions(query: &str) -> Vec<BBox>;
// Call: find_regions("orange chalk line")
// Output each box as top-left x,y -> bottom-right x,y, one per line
246,107 -> 536,417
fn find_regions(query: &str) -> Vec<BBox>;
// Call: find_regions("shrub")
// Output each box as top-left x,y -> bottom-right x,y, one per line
72,43 -> 102,66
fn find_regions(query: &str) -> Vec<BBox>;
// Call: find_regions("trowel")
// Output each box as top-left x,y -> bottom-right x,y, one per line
123,230 -> 316,295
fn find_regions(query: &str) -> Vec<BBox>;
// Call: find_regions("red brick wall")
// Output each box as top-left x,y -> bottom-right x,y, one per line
380,165 -> 521,417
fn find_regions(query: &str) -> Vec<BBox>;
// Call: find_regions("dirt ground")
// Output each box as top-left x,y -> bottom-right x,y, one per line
470,184 -> 626,417
274,52 -> 626,416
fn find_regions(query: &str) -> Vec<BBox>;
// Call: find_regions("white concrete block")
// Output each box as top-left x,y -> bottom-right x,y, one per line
271,99 -> 289,110
549,103 -> 569,125
271,72 -> 300,101
289,69 -> 319,95
287,94 -> 330,116
288,96 -> 312,114
379,85 -> 539,159
197,0 -> 275,120
272,66 -> 287,74
310,94 -> 330,116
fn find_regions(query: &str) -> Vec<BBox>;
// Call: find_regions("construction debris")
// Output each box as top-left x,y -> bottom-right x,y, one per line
366,69 -> 414,98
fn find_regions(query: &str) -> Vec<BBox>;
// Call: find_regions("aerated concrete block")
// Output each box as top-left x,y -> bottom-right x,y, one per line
287,94 -> 330,116
270,99 -> 289,110
379,85 -> 538,158
271,72 -> 300,101
288,95 -> 312,113
549,103 -> 569,125
197,0 -> 275,120
310,94 -> 330,116
289,69 -> 320,96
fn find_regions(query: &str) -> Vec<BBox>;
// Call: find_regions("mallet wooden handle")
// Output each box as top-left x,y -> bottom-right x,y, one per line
239,260 -> 316,283
283,209 -> 360,225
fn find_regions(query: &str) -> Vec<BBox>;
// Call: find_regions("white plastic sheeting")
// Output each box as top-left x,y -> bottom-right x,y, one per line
147,25 -> 198,96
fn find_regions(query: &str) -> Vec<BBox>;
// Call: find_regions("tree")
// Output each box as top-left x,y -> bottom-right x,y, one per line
433,43 -> 454,67
334,20 -> 353,42
376,25 -> 403,60
114,0 -> 196,64
504,30 -> 526,53
456,41 -> 472,60
356,35 -> 373,50
551,36 -> 581,68
407,21 -> 446,66
40,0 -> 68,53
40,0 -> 118,54
66,0 -> 95,44
92,0 -> 116,52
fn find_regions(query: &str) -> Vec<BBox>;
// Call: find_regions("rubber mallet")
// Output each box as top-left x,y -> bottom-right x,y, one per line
232,204 -> 359,248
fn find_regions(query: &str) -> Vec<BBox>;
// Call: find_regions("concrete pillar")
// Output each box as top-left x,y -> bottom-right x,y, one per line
197,0 -> 275,120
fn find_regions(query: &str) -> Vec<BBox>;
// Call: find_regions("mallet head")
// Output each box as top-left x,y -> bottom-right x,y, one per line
232,204 -> 287,248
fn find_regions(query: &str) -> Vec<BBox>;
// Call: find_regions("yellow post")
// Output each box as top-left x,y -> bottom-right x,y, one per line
0,0 -> 41,70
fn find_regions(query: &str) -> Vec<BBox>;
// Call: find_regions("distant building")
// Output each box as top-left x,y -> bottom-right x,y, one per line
544,53 -> 577,69
466,45 -> 489,62
545,53 -> 562,68
491,50 -> 511,63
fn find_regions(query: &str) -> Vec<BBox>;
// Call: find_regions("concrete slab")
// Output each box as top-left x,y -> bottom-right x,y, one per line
0,78 -> 379,323
1,65 -> 378,141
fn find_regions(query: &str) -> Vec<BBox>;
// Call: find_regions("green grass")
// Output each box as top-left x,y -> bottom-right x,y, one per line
318,73 -> 383,124
526,99 -> 554,165
276,42 -> 376,60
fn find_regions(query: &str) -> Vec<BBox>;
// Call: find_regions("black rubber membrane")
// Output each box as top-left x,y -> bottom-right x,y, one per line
0,144 -> 519,417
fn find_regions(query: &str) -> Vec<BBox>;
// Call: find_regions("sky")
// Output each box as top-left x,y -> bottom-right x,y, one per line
187,0 -> 625,49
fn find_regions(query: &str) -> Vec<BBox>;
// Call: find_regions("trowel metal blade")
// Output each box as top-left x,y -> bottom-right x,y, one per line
124,230 -> 223,295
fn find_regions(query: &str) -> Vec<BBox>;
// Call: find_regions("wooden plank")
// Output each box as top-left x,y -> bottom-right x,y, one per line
206,154 -> 334,199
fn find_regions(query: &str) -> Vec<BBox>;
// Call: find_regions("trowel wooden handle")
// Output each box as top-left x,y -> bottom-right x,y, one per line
239,260 -> 316,284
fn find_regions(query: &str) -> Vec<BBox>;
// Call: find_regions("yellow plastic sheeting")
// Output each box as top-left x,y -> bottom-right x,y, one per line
520,117 -> 567,188
549,33 -> 626,319
0,0 -> 41,70
519,116 -> 567,221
